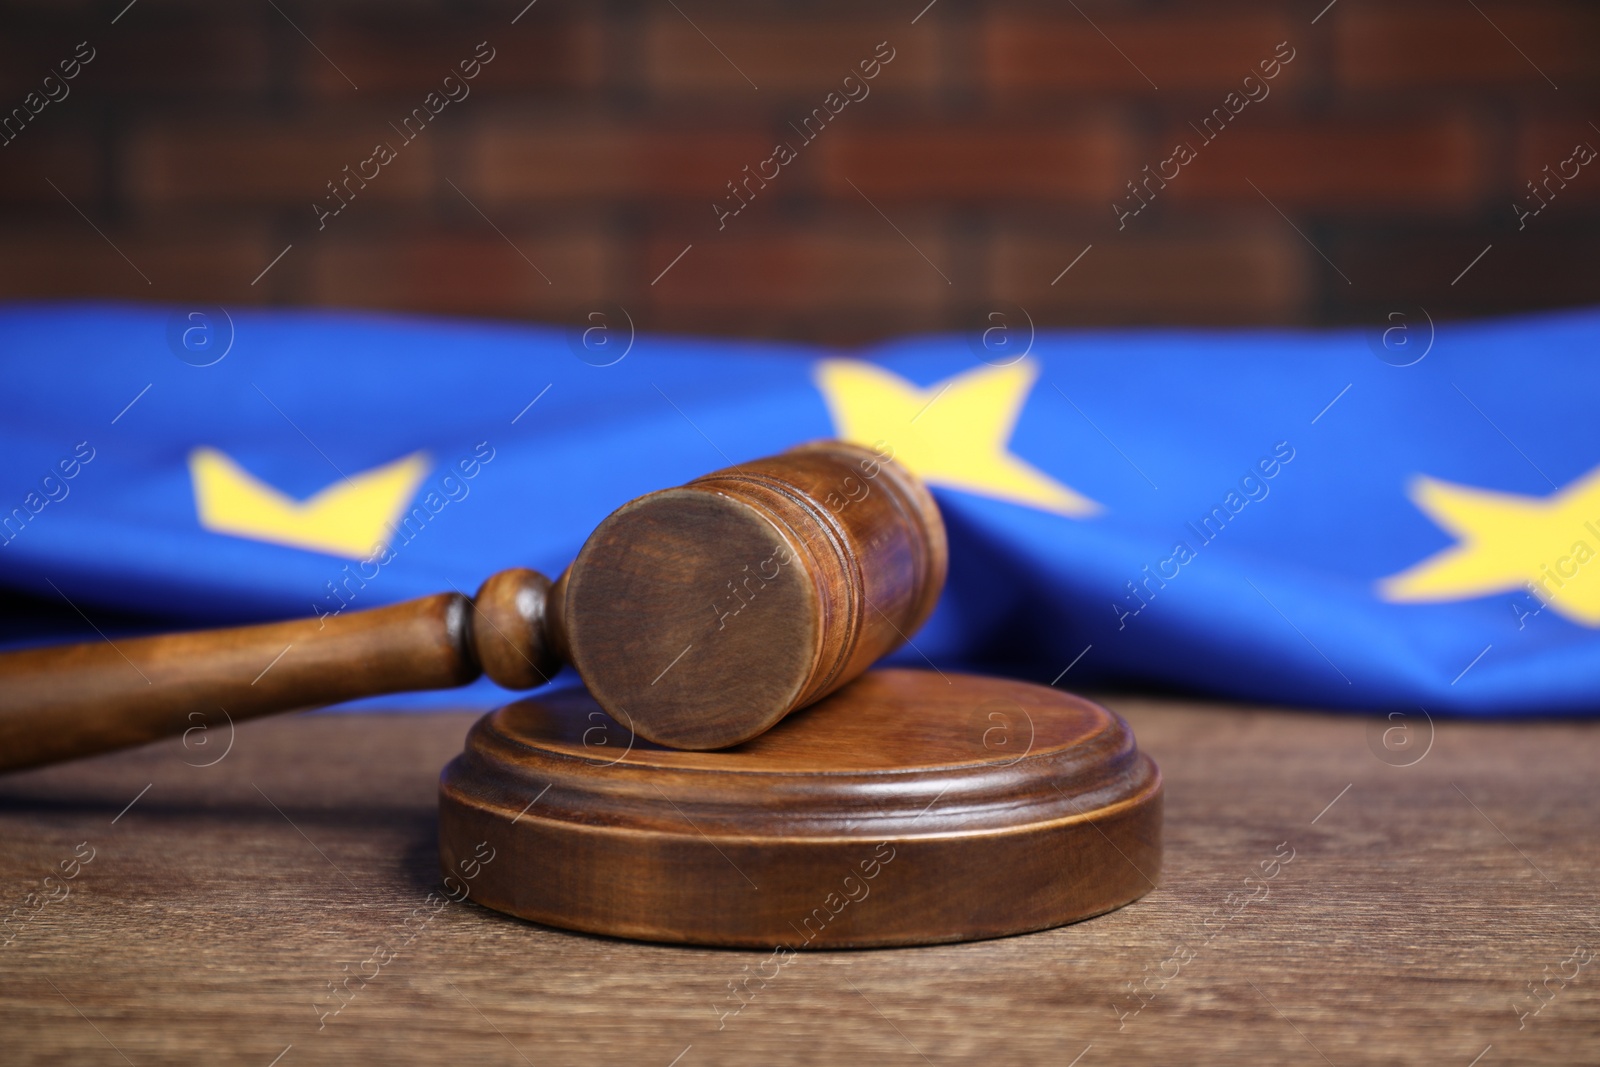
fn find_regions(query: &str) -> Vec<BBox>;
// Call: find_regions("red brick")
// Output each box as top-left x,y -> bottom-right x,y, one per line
127,116 -> 437,206
817,120 -> 1129,202
637,218 -> 956,343
306,232 -> 609,318
1327,227 -> 1600,316
638,303 -> 937,347
1335,4 -> 1600,90
3,2 -> 1594,344
1514,119 -> 1600,207
94,24 -> 269,94
0,27 -> 121,98
0,226 -> 273,303
306,17 -> 603,97
0,130 -> 98,205
0,38 -> 102,137
468,118 -> 780,203
1160,116 -> 1489,211
0,40 -> 26,97
0,35 -> 68,98
642,218 -> 953,314
642,18 -> 936,95
984,11 -> 1297,94
989,224 -> 1310,324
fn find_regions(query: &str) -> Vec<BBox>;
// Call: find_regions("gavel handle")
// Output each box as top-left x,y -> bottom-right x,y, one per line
0,568 -> 563,774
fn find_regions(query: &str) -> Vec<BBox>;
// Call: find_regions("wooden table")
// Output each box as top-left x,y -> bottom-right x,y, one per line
3,697 -> 1596,1066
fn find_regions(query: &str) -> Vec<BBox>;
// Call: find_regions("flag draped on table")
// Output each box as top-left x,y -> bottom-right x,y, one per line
2,301 -> 1598,717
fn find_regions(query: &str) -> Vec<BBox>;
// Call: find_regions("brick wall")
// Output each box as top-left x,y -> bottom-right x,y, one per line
2,0 -> 1596,344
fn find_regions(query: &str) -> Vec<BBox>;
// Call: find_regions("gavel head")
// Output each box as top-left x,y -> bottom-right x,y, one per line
546,440 -> 947,749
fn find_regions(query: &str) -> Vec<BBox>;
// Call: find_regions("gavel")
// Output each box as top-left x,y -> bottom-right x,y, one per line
0,440 -> 946,772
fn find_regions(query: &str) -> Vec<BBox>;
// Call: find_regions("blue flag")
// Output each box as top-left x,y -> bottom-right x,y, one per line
3,301 -> 1597,717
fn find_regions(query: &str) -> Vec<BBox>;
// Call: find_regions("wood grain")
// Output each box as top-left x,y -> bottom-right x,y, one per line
439,669 -> 1160,947
0,590 -> 482,772
0,440 -> 946,767
1,697 -> 1597,1066
561,439 -> 947,748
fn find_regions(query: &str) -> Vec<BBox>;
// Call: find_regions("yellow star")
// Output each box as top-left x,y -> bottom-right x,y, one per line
190,447 -> 431,558
1378,464 -> 1600,626
814,358 -> 1099,516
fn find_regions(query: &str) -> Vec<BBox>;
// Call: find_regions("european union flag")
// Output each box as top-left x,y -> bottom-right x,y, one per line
3,301 -> 1597,717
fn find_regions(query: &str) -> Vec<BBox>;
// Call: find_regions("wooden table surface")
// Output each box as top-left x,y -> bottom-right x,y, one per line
3,696 -> 1596,1066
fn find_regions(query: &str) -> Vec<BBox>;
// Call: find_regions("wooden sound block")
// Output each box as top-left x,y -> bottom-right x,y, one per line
438,668 -> 1162,948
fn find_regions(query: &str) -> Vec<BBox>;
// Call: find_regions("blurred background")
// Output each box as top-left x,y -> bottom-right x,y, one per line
1,0 -> 1597,344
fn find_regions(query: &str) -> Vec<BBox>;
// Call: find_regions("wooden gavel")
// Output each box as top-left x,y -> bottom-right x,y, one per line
0,441 -> 946,771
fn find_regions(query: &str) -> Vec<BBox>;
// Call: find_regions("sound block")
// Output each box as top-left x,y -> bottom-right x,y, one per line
438,668 -> 1161,948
